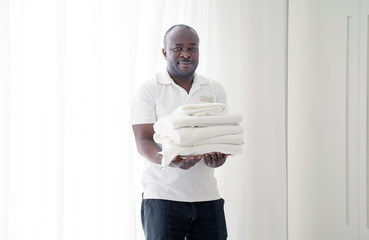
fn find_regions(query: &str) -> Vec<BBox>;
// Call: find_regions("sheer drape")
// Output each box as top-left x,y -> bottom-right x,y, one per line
1,0 -> 288,239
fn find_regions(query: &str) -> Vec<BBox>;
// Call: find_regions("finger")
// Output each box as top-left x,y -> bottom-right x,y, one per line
189,157 -> 201,165
211,153 -> 219,166
186,157 -> 195,168
184,156 -> 200,163
182,156 -> 200,169
169,156 -> 182,168
181,160 -> 192,170
214,152 -> 226,167
209,153 -> 215,164
204,153 -> 213,166
212,153 -> 221,166
212,152 -> 219,160
222,153 -> 231,159
207,153 -> 214,161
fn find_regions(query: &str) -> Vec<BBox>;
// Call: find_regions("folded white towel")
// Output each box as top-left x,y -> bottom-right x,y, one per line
172,103 -> 228,116
154,125 -> 244,146
154,103 -> 244,169
183,134 -> 244,146
154,113 -> 242,131
160,143 -> 243,168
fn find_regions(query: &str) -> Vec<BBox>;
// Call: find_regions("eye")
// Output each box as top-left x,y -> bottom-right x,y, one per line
173,47 -> 182,52
188,47 -> 197,52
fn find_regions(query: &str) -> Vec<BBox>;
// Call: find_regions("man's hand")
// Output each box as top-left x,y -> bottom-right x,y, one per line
203,152 -> 229,168
169,155 -> 204,170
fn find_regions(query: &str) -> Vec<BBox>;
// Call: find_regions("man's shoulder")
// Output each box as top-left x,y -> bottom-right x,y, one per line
139,72 -> 172,87
136,73 -> 161,90
134,72 -> 170,98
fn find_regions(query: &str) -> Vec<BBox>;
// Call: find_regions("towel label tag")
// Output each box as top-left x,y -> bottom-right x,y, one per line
200,96 -> 214,103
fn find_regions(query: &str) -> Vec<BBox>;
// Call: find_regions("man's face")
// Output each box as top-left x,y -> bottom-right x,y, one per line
163,27 -> 199,79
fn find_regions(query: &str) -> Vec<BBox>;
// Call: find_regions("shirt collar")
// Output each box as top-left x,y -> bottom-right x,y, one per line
157,70 -> 208,85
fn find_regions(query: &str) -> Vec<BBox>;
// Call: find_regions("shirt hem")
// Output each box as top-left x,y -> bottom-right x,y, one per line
142,193 -> 222,202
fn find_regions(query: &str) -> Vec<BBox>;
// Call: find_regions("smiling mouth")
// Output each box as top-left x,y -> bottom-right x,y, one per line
178,61 -> 192,65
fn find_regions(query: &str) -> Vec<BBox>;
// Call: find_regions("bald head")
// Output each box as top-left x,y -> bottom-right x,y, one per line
163,24 -> 199,48
162,24 -> 200,81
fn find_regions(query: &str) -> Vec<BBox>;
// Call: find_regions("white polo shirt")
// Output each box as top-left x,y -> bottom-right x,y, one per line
131,70 -> 227,202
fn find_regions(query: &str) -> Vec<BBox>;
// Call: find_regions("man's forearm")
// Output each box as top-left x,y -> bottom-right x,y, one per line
136,139 -> 162,165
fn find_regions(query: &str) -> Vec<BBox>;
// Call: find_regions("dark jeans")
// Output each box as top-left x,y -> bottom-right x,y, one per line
141,198 -> 228,240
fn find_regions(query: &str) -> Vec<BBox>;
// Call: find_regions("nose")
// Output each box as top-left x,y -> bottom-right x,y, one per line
180,50 -> 191,58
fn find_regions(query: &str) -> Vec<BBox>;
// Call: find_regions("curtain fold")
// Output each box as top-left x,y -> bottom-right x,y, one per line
0,0 -> 288,239
0,1 -> 10,239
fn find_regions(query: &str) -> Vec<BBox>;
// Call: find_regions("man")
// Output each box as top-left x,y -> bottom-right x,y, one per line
131,24 -> 229,240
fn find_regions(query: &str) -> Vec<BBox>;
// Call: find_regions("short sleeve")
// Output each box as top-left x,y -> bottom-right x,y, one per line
131,81 -> 157,124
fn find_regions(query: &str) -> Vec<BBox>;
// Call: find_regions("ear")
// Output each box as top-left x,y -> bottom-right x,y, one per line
162,48 -> 167,60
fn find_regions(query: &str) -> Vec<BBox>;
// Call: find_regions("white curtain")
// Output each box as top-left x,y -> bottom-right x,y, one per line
0,0 -> 288,239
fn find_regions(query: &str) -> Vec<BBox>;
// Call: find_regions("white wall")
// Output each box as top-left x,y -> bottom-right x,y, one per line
288,0 -> 363,239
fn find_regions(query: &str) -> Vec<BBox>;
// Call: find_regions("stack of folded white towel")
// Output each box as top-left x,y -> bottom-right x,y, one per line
153,103 -> 244,169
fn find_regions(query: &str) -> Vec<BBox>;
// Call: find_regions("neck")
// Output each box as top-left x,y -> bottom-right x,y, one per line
168,72 -> 194,94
